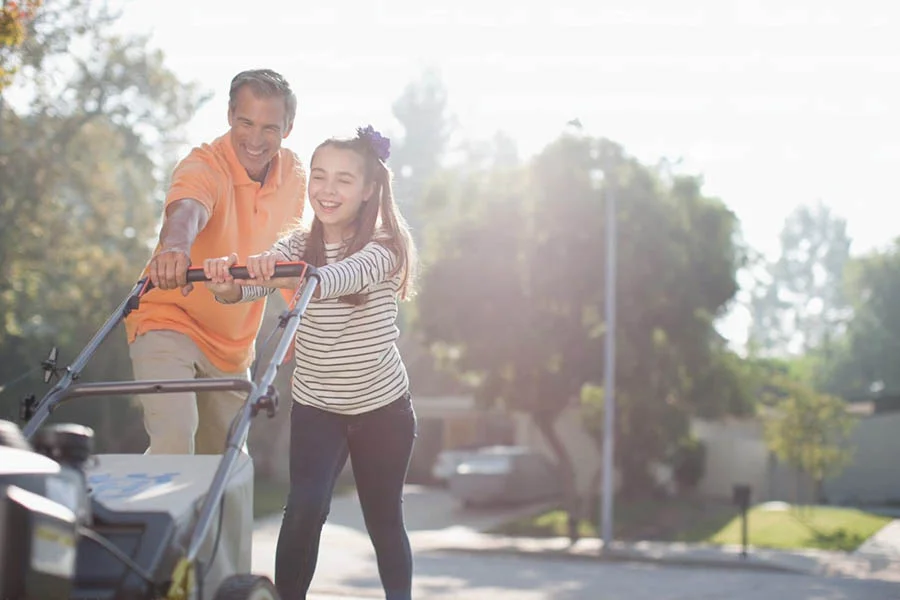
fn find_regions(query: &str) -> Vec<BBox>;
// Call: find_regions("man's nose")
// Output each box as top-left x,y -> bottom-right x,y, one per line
249,127 -> 264,146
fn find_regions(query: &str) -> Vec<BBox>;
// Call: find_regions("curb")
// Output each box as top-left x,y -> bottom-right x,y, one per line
426,543 -> 808,576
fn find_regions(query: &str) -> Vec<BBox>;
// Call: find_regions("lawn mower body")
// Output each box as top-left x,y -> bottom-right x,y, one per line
1,263 -> 317,600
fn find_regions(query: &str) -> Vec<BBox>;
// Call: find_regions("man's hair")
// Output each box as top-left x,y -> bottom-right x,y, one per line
228,69 -> 297,129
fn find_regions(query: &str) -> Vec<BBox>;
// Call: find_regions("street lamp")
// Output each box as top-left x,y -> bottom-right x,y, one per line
591,166 -> 616,548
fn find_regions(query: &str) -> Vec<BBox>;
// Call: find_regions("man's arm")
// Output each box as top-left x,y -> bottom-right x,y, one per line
148,198 -> 210,294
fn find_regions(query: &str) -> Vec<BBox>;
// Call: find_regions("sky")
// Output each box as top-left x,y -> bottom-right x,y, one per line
109,0 -> 900,348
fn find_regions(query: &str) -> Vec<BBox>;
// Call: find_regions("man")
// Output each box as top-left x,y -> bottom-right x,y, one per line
125,69 -> 306,455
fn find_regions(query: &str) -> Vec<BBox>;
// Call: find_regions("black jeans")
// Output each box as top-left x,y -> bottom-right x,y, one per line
274,393 -> 417,600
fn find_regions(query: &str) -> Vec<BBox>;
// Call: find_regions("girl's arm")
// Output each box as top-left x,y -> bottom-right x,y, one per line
316,241 -> 398,300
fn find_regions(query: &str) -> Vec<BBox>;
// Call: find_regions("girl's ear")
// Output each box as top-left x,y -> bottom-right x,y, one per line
363,181 -> 377,202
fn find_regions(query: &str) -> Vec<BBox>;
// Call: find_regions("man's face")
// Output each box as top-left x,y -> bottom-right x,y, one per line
227,85 -> 293,181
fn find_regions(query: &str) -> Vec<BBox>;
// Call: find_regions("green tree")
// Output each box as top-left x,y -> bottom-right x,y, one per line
576,141 -> 750,499
763,377 -> 856,503
0,0 -> 207,450
389,67 -> 454,237
749,201 -> 852,356
417,132 -> 749,533
0,0 -> 40,89
822,240 -> 900,397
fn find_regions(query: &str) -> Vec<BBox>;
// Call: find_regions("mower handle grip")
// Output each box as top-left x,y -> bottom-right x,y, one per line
141,261 -> 316,293
184,262 -> 314,283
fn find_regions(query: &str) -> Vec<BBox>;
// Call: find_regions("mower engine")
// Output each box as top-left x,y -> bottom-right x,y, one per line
0,419 -> 92,599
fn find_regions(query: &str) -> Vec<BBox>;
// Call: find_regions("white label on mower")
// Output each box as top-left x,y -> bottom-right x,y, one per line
31,523 -> 76,578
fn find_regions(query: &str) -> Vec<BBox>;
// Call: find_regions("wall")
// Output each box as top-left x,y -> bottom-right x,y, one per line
513,404 -> 900,506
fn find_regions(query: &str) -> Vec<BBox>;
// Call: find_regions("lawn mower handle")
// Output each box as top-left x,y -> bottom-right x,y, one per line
20,262 -> 319,440
141,262 -> 316,292
184,262 -> 313,283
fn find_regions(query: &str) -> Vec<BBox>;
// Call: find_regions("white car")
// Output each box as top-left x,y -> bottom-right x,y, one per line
431,447 -> 482,485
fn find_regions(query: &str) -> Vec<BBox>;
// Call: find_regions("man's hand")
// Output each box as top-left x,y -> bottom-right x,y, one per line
148,198 -> 210,296
149,247 -> 194,296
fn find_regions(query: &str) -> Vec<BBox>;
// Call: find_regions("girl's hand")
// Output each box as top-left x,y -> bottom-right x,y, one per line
243,251 -> 301,289
203,253 -> 242,301
246,250 -> 280,281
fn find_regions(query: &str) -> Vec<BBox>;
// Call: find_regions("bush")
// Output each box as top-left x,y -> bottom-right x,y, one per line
670,436 -> 706,492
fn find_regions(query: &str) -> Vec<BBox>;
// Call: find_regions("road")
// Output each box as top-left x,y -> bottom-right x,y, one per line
253,486 -> 900,600
260,526 -> 900,600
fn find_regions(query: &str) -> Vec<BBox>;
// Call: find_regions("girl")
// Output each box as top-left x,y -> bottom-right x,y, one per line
203,125 -> 417,600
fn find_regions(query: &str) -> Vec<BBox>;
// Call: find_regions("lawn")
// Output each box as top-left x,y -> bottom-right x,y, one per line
489,500 -> 891,552
489,498 -> 736,543
701,504 -> 891,552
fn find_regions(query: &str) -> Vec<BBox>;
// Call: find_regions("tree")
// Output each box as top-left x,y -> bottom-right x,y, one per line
389,67 -> 454,238
0,0 -> 40,89
575,142 -> 750,500
763,377 -> 856,504
0,0 -> 207,450
821,240 -> 900,397
417,131 -> 749,535
749,201 -> 853,356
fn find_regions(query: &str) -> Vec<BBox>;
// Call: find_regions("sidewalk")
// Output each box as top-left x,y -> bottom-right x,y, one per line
407,524 -> 900,583
252,488 -> 900,586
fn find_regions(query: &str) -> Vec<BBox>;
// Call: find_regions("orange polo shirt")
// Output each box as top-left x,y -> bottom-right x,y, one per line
124,132 -> 306,373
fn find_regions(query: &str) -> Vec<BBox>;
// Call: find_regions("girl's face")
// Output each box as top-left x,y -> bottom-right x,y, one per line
308,145 -> 374,243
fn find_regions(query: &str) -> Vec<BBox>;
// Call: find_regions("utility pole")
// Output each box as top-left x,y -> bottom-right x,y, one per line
600,178 -> 617,547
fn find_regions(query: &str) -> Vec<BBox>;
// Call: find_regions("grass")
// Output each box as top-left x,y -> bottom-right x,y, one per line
701,505 -> 891,552
489,498 -> 735,543
489,500 -> 891,552
252,475 -> 355,520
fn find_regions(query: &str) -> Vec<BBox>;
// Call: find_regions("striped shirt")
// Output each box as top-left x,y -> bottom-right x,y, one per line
238,231 -> 409,415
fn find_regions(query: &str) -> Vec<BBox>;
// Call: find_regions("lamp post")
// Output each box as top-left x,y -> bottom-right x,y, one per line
591,166 -> 616,548
601,176 -> 616,548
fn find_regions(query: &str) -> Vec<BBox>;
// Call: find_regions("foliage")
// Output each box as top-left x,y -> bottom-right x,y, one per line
670,435 -> 707,491
417,131 -> 749,502
389,67 -> 455,239
0,0 -> 207,450
762,377 -> 856,493
748,201 -> 852,356
0,0 -> 40,89
820,240 -> 900,397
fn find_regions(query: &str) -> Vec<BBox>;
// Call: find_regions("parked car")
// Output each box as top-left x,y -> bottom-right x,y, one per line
448,446 -> 561,507
431,446 -> 482,485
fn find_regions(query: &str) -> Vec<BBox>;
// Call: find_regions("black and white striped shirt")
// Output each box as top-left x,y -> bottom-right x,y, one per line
239,231 -> 409,415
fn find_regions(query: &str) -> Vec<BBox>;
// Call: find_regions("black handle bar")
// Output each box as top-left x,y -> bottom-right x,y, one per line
142,261 -> 317,292
185,262 -> 315,282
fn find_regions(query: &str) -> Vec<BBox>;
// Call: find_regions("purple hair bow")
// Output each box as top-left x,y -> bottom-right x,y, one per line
357,125 -> 391,162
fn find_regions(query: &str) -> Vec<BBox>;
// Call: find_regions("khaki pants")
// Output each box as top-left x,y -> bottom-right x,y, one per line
129,330 -> 250,455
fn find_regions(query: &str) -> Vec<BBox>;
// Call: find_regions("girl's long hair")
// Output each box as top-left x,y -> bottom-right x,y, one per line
303,135 -> 417,305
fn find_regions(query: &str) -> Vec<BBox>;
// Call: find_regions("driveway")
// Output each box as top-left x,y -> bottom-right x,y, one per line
317,484 -> 553,533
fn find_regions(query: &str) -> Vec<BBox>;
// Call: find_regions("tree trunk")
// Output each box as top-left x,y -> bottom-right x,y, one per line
582,436 -> 604,531
533,412 -> 579,544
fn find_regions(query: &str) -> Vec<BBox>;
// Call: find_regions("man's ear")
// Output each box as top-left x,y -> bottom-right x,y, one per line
283,120 -> 294,139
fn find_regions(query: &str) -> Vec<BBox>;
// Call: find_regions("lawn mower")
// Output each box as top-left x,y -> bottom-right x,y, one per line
0,262 -> 318,600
